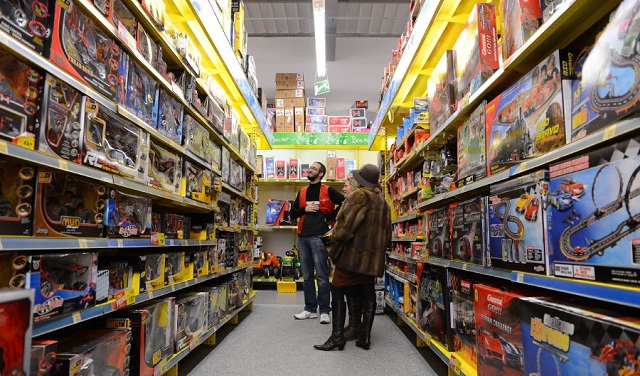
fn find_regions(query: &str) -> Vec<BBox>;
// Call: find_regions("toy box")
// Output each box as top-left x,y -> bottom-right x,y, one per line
124,60 -> 159,128
55,328 -> 131,376
38,74 -> 84,162
104,189 -> 152,238
174,292 -> 208,351
449,273 -> 476,366
450,196 -> 485,265
454,3 -> 499,100
501,0 -> 542,61
0,157 -> 36,236
102,259 -> 133,301
457,102 -> 487,187
183,160 -> 213,204
110,253 -> 163,294
164,251 -> 192,285
416,263 -> 452,350
0,0 -> 50,54
427,50 -> 457,131
0,252 -> 29,288
547,137 -> 640,285
148,141 -> 182,194
474,284 -> 525,375
485,50 -> 568,176
30,339 -> 57,376
0,54 -> 43,146
106,298 -> 175,376
160,213 -> 188,239
221,146 -> 230,182
570,0 -> 640,142
520,297 -> 640,376
486,170 -> 549,274
157,89 -> 183,143
83,98 -> 150,183
210,142 -> 221,174
229,159 -> 244,190
427,205 -> 451,259
0,289 -> 33,376
183,114 -> 210,163
201,284 -> 225,327
28,253 -> 98,322
191,250 -> 208,278
48,1 -> 121,100
34,169 -> 106,237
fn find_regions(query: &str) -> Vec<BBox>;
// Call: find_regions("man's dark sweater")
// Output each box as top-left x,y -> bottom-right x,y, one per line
290,182 -> 344,236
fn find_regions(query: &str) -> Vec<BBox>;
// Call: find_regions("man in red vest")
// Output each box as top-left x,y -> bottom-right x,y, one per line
290,161 -> 344,324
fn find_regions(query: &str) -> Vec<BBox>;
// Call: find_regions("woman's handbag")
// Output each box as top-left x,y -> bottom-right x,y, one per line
321,228 -> 334,247
329,237 -> 352,263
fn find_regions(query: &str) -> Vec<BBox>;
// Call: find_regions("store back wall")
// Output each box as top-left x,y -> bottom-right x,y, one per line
250,37 -> 397,119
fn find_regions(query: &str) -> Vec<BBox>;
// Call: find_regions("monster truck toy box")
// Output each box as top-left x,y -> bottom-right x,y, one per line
547,136 -> 640,286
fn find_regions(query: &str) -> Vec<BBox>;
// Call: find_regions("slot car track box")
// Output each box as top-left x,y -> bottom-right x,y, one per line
486,170 -> 550,275
457,102 -> 487,188
106,297 -> 175,376
450,195 -> 486,265
547,136 -> 640,286
0,156 -> 37,236
174,292 -> 208,352
449,272 -> 477,367
54,328 -> 132,376
426,205 -> 452,260
103,253 -> 164,294
520,297 -> 640,376
0,289 -> 33,376
416,263 -> 453,351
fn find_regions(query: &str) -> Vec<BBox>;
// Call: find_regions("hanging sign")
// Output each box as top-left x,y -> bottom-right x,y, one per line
314,79 -> 330,95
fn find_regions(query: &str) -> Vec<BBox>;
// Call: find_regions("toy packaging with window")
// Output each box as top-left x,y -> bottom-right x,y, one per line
124,60 -> 159,128
160,212 -> 188,239
0,289 -> 33,376
500,0 -> 542,61
183,160 -> 213,204
110,253 -> 164,294
34,169 -> 106,237
0,157 -> 36,236
157,89 -> 183,144
102,259 -> 133,301
449,273 -> 476,366
104,189 -> 152,238
457,102 -> 487,187
427,205 -> 451,260
547,137 -> 640,286
183,114 -> 210,163
28,253 -> 98,322
0,54 -> 43,146
83,98 -> 150,183
0,0 -> 51,54
191,250 -> 208,278
148,141 -> 182,194
210,142 -> 222,175
450,196 -> 486,265
54,328 -> 132,376
174,292 -> 208,351
427,50 -> 457,131
486,170 -> 549,274
221,146 -> 230,182
164,251 -> 192,285
38,74 -> 84,162
47,0 -> 121,100
416,264 -> 452,350
30,338 -> 57,376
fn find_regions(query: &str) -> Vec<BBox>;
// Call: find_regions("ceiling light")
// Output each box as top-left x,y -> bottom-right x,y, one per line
313,0 -> 326,77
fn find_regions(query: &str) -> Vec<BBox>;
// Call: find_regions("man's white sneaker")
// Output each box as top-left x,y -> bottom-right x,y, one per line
294,310 -> 318,320
320,313 -> 331,324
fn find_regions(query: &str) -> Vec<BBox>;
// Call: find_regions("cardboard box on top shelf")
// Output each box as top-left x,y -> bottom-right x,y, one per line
275,109 -> 285,130
325,151 -> 337,180
276,89 -> 305,98
306,115 -> 328,125
352,100 -> 368,109
427,50 -> 457,131
276,80 -> 305,90
501,0 -> 542,61
294,107 -> 305,129
306,124 -> 327,132
276,98 -> 306,108
350,108 -> 366,118
307,98 -> 327,108
351,117 -> 368,128
284,108 -> 294,128
275,73 -> 304,81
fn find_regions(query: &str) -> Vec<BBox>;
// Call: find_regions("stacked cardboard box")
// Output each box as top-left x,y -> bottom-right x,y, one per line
275,73 -> 305,132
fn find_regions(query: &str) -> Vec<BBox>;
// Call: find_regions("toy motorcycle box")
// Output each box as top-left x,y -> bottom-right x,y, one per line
501,0 -> 542,61
54,328 -> 132,376
27,253 -> 98,322
0,289 -> 33,376
34,169 -> 106,237
449,273 -> 476,366
104,189 -> 152,238
427,205 -> 451,260
47,0 -> 121,100
157,89 -> 183,144
125,60 -> 159,128
547,137 -> 640,286
416,264 -> 453,350
450,196 -> 486,265
83,97 -> 150,183
0,157 -> 36,236
0,0 -> 51,54
0,54 -> 43,147
148,140 -> 182,194
183,114 -> 211,163
486,50 -> 568,176
38,74 -> 84,163
174,292 -> 208,352
457,102 -> 487,187
183,160 -> 213,204
486,170 -> 550,274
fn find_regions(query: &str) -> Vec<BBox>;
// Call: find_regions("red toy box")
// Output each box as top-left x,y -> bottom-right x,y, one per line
426,205 -> 451,260
0,289 -> 33,376
501,0 -> 542,61
450,196 -> 485,265
449,273 -> 476,366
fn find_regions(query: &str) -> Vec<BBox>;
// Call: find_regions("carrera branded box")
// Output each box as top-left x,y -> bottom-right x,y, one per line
427,205 -> 451,260
449,273 -> 476,366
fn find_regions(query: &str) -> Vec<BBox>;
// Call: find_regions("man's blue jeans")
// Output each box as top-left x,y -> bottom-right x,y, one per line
297,235 -> 330,314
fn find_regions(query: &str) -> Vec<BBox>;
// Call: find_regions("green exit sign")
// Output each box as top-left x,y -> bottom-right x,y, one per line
314,79 -> 330,95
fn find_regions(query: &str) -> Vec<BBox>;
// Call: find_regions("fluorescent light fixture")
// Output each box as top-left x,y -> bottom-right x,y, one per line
313,0 -> 326,77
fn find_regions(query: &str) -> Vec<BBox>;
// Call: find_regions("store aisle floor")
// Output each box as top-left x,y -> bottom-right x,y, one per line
179,290 -> 448,376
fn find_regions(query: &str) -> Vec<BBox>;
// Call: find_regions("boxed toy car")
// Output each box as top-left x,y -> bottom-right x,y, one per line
501,0 -> 542,61
124,60 -> 159,128
148,141 -> 182,194
104,189 -> 152,238
486,50 -> 568,176
486,170 -> 549,274
174,292 -> 208,351
450,196 -> 485,265
210,142 -> 222,175
47,1 -> 121,100
164,251 -> 192,285
547,137 -> 640,285
83,98 -> 150,183
229,159 -> 244,190
427,205 -> 451,260
34,169 -> 106,237
520,297 -> 640,376
30,339 -> 57,376
449,273 -> 476,366
183,114 -> 210,163
183,160 -> 213,204
106,298 -> 175,376
416,263 -> 452,350
0,0 -> 50,54
0,157 -> 36,236
0,54 -> 43,146
54,328 -> 131,376
28,253 -> 98,322
457,102 -> 487,187
454,3 -> 499,101
221,146 -> 230,182
0,289 -> 33,376
427,50 -> 457,131
474,284 -> 525,375
157,89 -> 183,143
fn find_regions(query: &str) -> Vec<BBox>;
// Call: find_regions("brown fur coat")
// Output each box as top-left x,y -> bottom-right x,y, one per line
331,187 -> 392,277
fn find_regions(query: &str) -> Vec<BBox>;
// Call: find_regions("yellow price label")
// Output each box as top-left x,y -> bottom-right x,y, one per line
462,263 -> 468,270
148,291 -> 154,299
72,312 -> 82,323
117,239 -> 124,247
171,285 -> 176,292
152,352 -> 162,367
126,292 -> 136,305
16,136 -> 35,150
0,142 -> 8,155
78,239 -> 88,248
58,159 -> 69,171
603,125 -> 617,141
0,239 -> 3,250
517,272 -> 524,283
157,233 -> 166,246
520,161 -> 528,172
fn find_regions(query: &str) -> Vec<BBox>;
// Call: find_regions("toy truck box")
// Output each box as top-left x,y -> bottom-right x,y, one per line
104,189 -> 152,238
501,0 -> 542,61
427,50 -> 457,131
520,297 -> 640,376
457,102 -> 487,187
427,205 -> 451,260
449,272 -> 477,366
0,157 -> 36,236
450,196 -> 486,265
547,137 -> 640,286
0,0 -> 51,54
0,289 -> 33,376
486,49 -> 568,176
47,0 -> 121,100
486,170 -> 549,274
148,140 -> 182,194
474,284 -> 525,375
34,169 -> 106,237
416,263 -> 452,350
0,54 -> 43,147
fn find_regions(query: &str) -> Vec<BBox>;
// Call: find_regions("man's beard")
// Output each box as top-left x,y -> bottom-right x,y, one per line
307,174 -> 315,181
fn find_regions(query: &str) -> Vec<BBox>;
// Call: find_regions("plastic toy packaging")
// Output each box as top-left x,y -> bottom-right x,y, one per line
183,160 -> 213,203
148,141 -> 182,194
0,0 -> 51,54
417,264 -> 452,350
54,328 -> 132,376
183,114 -> 211,163
0,289 -> 33,376
157,89 -> 183,143
0,157 -> 36,236
174,292 -> 208,351
450,196 -> 486,265
265,199 -> 285,225
426,206 -> 451,260
105,189 -> 152,238
124,60 -> 159,128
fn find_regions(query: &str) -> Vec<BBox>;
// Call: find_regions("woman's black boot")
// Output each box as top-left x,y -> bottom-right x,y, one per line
314,300 -> 346,351
355,299 -> 376,350
343,295 -> 362,341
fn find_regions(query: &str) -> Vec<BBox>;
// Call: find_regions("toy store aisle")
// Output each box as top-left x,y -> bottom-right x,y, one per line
179,291 -> 448,376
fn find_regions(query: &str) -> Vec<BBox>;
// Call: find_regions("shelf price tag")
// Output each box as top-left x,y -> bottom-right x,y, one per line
517,272 -> 524,283
603,124 -> 617,141
148,291 -> 154,299
0,142 -> 8,155
72,312 -> 82,324
15,136 -> 35,150
449,356 -> 461,375
117,239 -> 124,248
171,285 -> 176,292
78,239 -> 88,248
126,290 -> 137,305
58,159 -> 68,171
